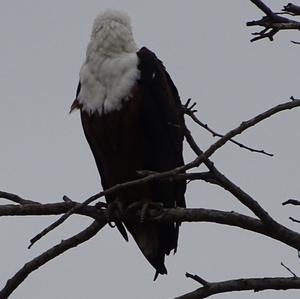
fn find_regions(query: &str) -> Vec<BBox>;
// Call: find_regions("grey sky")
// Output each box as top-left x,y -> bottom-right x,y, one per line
0,0 -> 300,298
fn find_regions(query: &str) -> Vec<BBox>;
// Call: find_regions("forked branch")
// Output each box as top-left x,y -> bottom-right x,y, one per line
247,0 -> 300,42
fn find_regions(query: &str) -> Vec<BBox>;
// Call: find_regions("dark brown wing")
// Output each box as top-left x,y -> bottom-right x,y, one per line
137,47 -> 186,209
136,47 -> 186,264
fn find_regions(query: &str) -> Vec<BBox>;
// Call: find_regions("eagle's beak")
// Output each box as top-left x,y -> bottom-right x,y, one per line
69,99 -> 81,114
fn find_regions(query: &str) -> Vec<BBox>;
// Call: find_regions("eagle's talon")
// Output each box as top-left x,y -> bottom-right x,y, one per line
182,98 -> 197,114
105,198 -> 125,222
95,201 -> 108,209
127,201 -> 164,222
107,221 -> 116,228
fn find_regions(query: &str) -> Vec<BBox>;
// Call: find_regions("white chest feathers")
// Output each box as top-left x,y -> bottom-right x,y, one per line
78,53 -> 140,115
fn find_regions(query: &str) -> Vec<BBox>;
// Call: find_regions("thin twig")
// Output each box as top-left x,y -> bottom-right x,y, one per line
281,262 -> 298,278
290,217 -> 300,224
186,273 -> 209,286
283,199 -> 300,206
183,103 -> 273,157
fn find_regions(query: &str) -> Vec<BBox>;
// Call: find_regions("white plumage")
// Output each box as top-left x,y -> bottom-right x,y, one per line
78,10 -> 140,115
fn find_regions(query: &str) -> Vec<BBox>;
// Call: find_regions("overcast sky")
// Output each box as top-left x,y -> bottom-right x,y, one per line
1,1 -> 300,298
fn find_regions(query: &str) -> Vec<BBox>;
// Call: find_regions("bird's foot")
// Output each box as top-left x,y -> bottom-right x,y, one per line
95,201 -> 108,209
182,98 -> 197,114
127,201 -> 164,222
95,201 -> 117,226
105,198 -> 125,227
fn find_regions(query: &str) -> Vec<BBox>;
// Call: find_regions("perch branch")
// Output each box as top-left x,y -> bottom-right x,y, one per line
2,199 -> 300,296
0,191 -> 40,205
175,276 -> 300,299
1,199 -> 299,251
2,196 -> 300,251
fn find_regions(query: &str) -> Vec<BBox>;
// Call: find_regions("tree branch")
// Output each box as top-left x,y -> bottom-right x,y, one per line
249,0 -> 274,17
175,276 -> 300,299
247,0 -> 300,42
0,191 -> 40,205
283,199 -> 300,206
1,199 -> 300,252
182,106 -> 300,250
281,262 -> 298,278
183,104 -> 273,157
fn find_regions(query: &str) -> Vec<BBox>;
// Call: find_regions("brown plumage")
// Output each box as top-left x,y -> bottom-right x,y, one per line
73,47 -> 186,279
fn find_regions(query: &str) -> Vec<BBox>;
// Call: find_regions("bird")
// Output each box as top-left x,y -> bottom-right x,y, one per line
71,10 -> 186,280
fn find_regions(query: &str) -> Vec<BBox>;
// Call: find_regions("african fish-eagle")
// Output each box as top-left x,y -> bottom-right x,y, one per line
71,10 -> 186,279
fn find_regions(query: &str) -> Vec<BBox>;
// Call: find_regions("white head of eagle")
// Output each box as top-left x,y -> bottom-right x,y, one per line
78,10 -> 140,115
73,9 -> 186,280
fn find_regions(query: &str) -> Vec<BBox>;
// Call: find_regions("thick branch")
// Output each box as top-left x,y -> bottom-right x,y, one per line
175,276 -> 300,299
2,201 -> 300,251
0,220 -> 104,299
0,202 -> 265,235
0,201 -> 101,218
183,113 -> 300,250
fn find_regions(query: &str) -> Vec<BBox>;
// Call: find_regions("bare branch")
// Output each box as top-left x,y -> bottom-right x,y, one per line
175,276 -> 300,299
249,0 -> 274,17
0,202 -> 266,237
0,191 -> 40,205
183,104 -> 274,157
247,0 -> 300,42
183,101 -> 300,251
0,201 -> 295,251
0,201 -> 101,219
283,199 -> 300,206
0,220 -> 105,299
186,273 -> 209,286
290,217 -> 300,224
2,199 -> 300,297
281,262 -> 298,278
